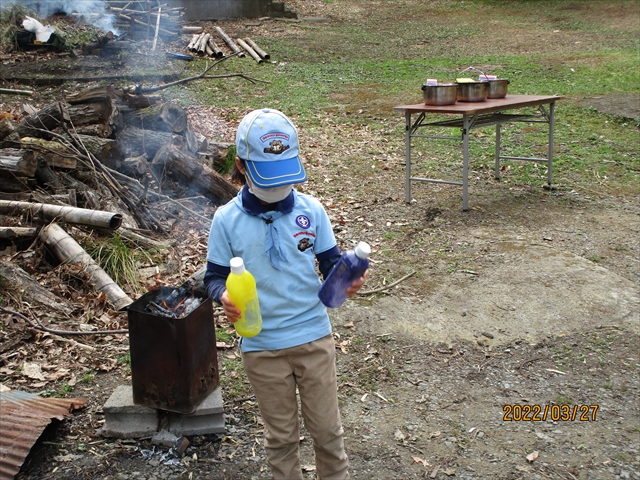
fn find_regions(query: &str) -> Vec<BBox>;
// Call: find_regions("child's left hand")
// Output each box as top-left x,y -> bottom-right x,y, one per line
346,269 -> 369,297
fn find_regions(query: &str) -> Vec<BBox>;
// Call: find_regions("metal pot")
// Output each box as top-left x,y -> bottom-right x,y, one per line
487,79 -> 510,98
421,84 -> 457,106
456,81 -> 489,102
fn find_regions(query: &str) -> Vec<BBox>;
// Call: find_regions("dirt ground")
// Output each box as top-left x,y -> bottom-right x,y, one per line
1,1 -> 639,480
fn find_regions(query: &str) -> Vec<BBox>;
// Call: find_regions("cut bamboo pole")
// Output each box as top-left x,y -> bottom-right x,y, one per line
0,200 -> 123,230
236,38 -> 262,63
244,38 -> 269,60
215,26 -> 244,57
187,32 -> 202,51
151,6 -> 161,50
207,37 -> 224,58
40,223 -> 133,311
0,226 -> 38,239
0,88 -> 33,96
197,33 -> 211,55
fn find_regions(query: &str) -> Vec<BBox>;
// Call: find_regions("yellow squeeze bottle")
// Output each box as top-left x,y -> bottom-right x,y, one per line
226,257 -> 262,337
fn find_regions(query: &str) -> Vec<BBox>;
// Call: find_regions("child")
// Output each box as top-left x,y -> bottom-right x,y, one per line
204,108 -> 367,480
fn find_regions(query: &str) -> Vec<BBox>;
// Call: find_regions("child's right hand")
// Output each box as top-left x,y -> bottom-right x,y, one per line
221,290 -> 241,323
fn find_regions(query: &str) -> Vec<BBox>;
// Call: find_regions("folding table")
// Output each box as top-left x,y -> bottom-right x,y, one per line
394,94 -> 563,210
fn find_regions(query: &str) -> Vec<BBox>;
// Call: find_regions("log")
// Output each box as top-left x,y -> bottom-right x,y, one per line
66,86 -> 119,105
0,226 -> 38,240
119,153 -> 151,177
20,137 -> 78,169
16,101 -> 121,139
116,125 -> 178,158
215,26 -> 244,57
15,102 -> 63,139
0,176 -> 32,193
244,37 -> 270,60
0,260 -> 73,315
0,148 -> 36,177
0,200 -> 123,230
64,134 -> 122,167
151,143 -> 238,203
39,223 -> 133,311
236,38 -> 263,64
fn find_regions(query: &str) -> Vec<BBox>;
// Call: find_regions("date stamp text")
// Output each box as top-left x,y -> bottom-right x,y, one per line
503,404 -> 599,422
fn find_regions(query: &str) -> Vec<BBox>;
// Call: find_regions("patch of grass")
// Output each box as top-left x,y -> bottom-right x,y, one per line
82,233 -> 149,295
555,395 -> 572,405
117,353 -> 131,365
216,328 -> 235,344
60,384 -> 74,396
81,371 -> 95,384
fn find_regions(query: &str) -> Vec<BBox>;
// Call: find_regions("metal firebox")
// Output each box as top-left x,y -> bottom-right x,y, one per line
127,287 -> 219,414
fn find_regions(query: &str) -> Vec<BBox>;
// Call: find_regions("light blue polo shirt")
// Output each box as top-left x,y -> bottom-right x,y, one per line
206,189 -> 337,352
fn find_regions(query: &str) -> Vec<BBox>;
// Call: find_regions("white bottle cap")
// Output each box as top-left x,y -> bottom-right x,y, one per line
354,241 -> 371,259
230,257 -> 246,274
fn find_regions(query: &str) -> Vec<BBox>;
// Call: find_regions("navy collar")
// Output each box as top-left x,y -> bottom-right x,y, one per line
241,184 -> 295,216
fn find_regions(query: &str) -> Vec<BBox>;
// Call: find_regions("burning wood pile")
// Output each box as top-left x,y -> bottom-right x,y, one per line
144,279 -> 202,318
0,82 -> 238,312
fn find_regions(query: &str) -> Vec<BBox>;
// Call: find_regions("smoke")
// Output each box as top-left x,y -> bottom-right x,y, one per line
20,0 -> 119,34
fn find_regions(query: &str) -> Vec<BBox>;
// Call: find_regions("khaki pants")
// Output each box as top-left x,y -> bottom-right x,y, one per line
242,334 -> 349,480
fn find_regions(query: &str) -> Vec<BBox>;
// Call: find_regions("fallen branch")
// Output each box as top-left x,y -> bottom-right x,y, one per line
0,306 -> 128,336
134,54 -> 266,93
357,271 -> 416,296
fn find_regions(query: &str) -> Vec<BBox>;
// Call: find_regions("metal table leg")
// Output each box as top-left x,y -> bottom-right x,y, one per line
495,123 -> 501,180
404,112 -> 411,203
462,114 -> 470,211
405,111 -> 412,203
547,101 -> 555,187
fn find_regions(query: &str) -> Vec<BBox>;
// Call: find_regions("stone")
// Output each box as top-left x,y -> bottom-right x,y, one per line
101,385 -> 158,438
101,385 -> 225,439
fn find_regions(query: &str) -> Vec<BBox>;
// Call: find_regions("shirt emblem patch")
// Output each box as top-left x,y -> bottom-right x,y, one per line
295,215 -> 310,229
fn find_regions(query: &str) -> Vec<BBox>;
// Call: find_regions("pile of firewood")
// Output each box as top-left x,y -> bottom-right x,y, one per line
187,27 -> 270,64
0,84 -> 238,311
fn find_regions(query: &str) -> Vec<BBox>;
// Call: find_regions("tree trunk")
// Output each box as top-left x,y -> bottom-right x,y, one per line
0,260 -> 73,315
39,223 -> 133,311
151,143 -> 238,203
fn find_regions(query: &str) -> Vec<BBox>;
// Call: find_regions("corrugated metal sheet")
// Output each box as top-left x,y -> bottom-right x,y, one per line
0,389 -> 86,480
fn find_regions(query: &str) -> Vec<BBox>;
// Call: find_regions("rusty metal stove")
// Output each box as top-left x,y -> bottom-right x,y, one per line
126,287 -> 219,414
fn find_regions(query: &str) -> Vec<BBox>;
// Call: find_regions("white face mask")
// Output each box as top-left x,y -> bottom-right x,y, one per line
248,183 -> 293,203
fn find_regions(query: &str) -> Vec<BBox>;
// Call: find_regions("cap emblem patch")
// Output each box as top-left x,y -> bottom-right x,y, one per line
264,139 -> 290,155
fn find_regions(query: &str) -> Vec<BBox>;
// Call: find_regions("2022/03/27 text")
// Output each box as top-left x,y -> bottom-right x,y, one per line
503,404 -> 599,422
